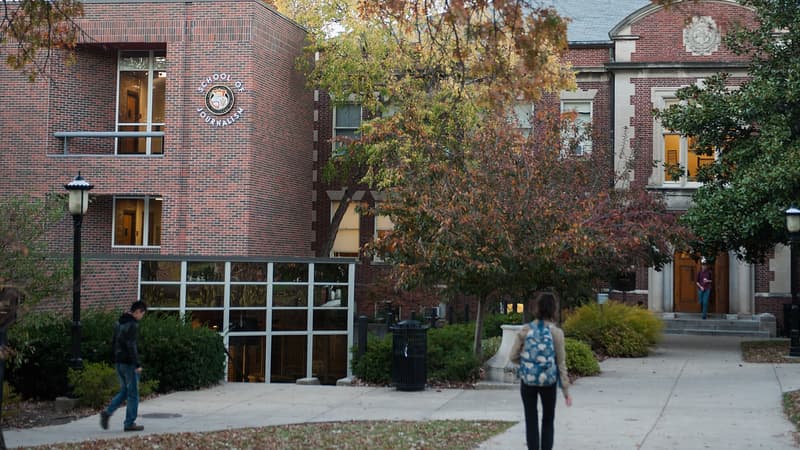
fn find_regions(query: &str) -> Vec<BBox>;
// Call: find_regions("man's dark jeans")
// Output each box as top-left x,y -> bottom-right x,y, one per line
104,363 -> 139,427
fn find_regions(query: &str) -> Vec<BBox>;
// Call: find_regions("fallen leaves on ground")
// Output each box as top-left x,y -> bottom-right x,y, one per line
23,420 -> 515,450
741,339 -> 800,364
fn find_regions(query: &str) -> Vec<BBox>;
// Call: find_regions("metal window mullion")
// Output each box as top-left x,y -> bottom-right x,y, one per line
142,196 -> 150,246
265,262 -> 274,383
306,263 -> 315,380
222,262 -> 231,383
179,261 -> 187,318
346,262 -> 355,378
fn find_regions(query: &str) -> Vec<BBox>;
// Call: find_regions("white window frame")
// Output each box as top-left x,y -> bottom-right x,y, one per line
332,103 -> 362,153
560,99 -> 593,156
115,50 -> 166,155
511,102 -> 535,137
112,195 -> 162,248
652,90 -> 703,188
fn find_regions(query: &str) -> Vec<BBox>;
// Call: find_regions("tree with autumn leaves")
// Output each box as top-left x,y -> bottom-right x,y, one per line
279,0 -> 685,357
1,0 -> 83,79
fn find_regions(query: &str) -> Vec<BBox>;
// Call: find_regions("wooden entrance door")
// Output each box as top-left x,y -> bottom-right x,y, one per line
673,252 -> 729,314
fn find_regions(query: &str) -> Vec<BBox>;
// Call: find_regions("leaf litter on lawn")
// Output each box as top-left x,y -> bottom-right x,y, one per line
24,419 -> 516,450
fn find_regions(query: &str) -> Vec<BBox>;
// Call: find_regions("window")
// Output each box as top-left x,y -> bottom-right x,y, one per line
117,50 -> 166,155
331,201 -> 359,257
561,100 -> 592,155
113,196 -> 162,247
373,211 -> 394,262
511,102 -> 534,137
332,103 -> 361,152
661,100 -> 711,185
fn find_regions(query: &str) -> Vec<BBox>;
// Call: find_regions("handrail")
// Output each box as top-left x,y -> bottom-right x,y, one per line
53,131 -> 166,154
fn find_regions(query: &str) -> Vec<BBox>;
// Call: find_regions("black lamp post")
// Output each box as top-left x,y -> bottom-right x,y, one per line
65,173 -> 93,369
785,205 -> 800,357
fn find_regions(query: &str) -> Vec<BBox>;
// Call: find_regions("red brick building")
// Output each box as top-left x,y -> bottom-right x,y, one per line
0,0 -> 790,382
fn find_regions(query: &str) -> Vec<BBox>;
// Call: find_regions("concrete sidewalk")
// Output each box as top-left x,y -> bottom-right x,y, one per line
7,335 -> 800,449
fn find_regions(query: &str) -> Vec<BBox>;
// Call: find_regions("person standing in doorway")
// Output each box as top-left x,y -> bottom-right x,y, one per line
510,293 -> 572,450
100,300 -> 147,432
697,259 -> 713,320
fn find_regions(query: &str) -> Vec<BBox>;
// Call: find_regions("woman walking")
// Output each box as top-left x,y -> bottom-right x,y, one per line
510,293 -> 572,450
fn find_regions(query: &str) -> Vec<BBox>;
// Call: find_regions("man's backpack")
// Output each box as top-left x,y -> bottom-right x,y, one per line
518,320 -> 558,386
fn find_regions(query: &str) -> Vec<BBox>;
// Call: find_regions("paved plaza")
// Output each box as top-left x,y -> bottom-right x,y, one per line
7,335 -> 800,449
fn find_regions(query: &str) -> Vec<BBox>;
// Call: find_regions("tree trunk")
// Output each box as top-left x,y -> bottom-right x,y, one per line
317,186 -> 355,257
472,295 -> 485,360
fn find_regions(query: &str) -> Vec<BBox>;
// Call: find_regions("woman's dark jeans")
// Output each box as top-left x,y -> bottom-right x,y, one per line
521,382 -> 557,450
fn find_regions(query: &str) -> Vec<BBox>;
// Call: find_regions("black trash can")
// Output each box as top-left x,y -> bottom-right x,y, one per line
391,320 -> 428,391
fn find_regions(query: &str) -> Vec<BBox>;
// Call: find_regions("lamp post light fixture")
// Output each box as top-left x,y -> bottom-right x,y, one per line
65,173 -> 93,369
786,205 -> 800,357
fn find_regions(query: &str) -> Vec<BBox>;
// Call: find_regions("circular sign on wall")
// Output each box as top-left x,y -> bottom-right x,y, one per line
196,73 -> 246,128
205,85 -> 235,115
683,16 -> 720,56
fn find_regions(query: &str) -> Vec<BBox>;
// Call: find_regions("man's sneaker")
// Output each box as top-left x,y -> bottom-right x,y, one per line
100,411 -> 110,430
124,424 -> 144,432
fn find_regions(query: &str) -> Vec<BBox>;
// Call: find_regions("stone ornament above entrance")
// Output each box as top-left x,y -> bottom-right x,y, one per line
683,16 -> 721,56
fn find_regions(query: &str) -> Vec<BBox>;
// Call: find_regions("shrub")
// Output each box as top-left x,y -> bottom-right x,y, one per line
351,333 -> 392,384
482,312 -> 523,338
481,336 -> 502,364
597,324 -> 650,357
2,382 -> 22,419
8,311 -> 71,399
563,301 -> 662,357
139,313 -> 226,392
565,338 -> 600,377
8,310 -> 225,399
67,362 -> 159,409
427,323 -> 479,382
352,323 -> 481,384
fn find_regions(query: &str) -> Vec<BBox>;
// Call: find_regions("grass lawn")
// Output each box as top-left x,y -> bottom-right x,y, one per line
24,420 -> 516,449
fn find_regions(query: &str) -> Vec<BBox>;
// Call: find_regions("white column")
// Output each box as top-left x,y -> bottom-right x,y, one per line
734,254 -> 754,315
648,267 -> 665,312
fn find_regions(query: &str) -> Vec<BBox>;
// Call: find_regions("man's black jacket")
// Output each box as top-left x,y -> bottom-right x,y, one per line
112,312 -> 141,367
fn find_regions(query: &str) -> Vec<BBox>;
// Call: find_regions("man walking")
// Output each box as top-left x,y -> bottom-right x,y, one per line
100,300 -> 147,431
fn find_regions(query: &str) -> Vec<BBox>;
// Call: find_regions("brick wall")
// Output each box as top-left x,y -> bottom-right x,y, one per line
2,0 -> 313,310
629,2 -> 757,63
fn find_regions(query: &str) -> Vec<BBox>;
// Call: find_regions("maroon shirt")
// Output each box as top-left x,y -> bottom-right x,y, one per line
697,268 -> 713,291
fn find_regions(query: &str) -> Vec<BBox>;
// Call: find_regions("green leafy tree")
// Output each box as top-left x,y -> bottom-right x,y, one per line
279,0 -> 684,357
1,0 -> 84,79
0,195 -> 69,447
653,0 -> 800,262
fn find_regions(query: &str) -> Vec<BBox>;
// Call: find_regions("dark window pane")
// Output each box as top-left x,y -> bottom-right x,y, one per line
187,262 -> 225,282
231,263 -> 267,282
141,284 -> 179,307
313,335 -> 347,385
313,310 -> 348,331
187,310 -> 223,331
314,264 -> 348,283
230,285 -> 266,307
186,285 -> 224,307
228,336 -> 266,383
272,310 -> 307,331
271,335 -> 306,382
272,285 -> 307,307
273,263 -> 308,282
229,310 -> 266,331
314,285 -> 348,307
141,261 -> 180,281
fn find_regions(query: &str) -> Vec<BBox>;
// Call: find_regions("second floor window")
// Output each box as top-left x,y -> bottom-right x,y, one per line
561,100 -> 592,155
333,103 -> 361,153
113,196 -> 162,247
117,50 -> 166,155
